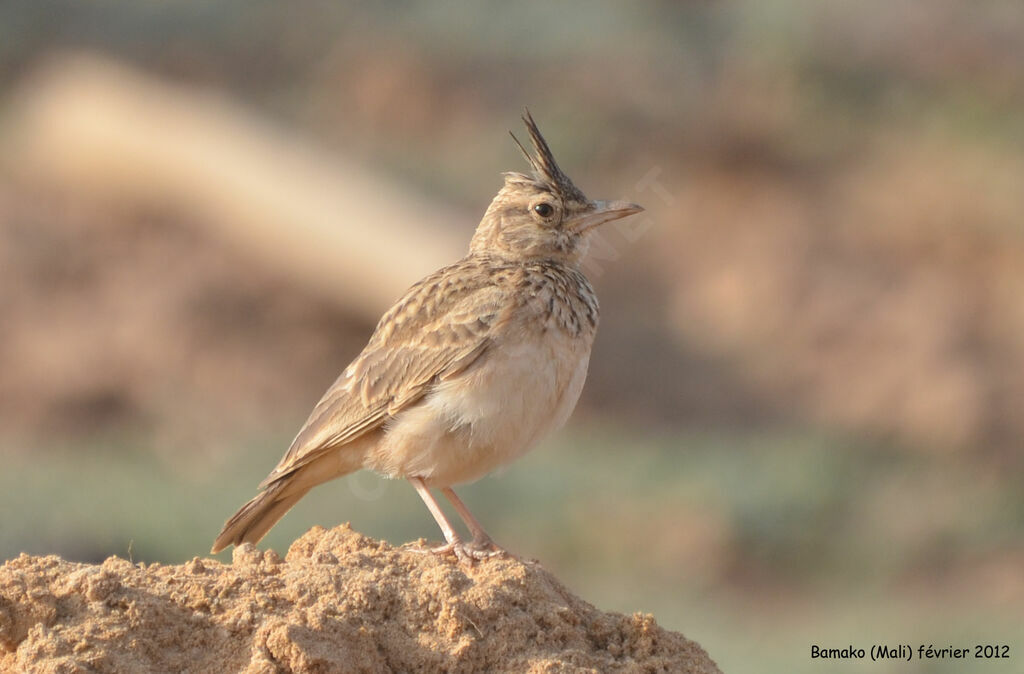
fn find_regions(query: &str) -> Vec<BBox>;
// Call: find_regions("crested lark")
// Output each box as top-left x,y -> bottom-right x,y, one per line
212,111 -> 642,562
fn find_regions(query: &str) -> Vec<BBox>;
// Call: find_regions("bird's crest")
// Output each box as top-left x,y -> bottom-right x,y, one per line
508,110 -> 587,203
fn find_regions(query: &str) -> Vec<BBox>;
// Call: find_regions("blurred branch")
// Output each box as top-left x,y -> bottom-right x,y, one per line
1,53 -> 466,319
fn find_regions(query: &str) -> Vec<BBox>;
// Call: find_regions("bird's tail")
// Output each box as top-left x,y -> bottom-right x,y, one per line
211,477 -> 311,554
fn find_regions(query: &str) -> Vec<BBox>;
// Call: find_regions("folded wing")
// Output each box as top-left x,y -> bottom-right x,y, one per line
258,259 -> 506,487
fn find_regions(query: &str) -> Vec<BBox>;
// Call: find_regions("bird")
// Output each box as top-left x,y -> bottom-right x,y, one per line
211,111 -> 643,562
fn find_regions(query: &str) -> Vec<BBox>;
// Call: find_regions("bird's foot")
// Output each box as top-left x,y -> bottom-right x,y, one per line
410,537 -> 506,564
465,535 -> 506,559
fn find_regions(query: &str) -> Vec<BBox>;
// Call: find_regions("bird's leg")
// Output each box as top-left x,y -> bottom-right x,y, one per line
409,477 -> 474,563
441,487 -> 505,557
410,477 -> 461,547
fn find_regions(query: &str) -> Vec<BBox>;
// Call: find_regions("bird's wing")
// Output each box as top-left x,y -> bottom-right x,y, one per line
258,259 -> 506,487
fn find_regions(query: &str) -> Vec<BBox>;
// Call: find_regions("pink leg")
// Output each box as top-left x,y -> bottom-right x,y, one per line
440,487 -> 503,555
409,478 -> 503,563
410,477 -> 462,547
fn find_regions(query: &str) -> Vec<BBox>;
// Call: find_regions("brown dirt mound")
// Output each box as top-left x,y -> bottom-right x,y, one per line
0,525 -> 719,673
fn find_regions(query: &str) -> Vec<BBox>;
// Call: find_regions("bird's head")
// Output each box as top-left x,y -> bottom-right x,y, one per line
470,111 -> 643,265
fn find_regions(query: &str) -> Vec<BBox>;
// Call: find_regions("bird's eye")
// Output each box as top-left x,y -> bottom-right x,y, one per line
533,203 -> 554,218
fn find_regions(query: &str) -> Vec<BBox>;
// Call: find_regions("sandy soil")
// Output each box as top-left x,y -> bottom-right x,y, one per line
0,525 -> 720,673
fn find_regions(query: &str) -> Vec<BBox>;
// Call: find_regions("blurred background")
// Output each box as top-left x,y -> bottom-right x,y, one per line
1,1 -> 1022,671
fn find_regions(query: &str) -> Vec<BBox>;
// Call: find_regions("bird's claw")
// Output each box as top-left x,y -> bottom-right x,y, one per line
410,537 -> 506,564
463,536 -> 506,561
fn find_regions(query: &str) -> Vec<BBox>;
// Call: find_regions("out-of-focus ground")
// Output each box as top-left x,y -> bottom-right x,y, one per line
1,2 -> 1022,672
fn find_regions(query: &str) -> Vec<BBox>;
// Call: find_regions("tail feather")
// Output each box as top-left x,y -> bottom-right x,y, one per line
211,479 -> 311,553
212,438 -> 372,554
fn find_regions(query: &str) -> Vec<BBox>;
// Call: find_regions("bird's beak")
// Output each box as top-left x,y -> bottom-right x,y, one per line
570,200 -> 644,234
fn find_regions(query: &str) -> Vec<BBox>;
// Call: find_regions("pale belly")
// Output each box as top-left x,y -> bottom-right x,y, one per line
368,334 -> 592,486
